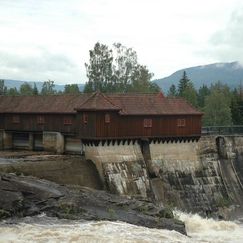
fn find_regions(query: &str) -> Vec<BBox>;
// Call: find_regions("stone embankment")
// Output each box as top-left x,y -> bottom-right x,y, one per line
0,173 -> 186,235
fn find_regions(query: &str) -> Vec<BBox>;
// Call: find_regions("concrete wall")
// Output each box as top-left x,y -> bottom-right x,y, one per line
149,140 -> 201,174
84,141 -> 150,198
84,136 -> 243,217
43,131 -> 64,154
0,130 -> 13,150
0,156 -> 103,190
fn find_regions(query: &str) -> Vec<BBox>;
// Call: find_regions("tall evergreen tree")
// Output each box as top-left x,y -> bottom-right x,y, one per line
178,71 -> 190,96
33,83 -> 39,95
198,85 -> 210,108
177,71 -> 198,106
167,84 -> 177,97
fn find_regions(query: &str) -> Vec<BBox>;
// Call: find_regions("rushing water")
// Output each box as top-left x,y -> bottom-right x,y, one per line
0,212 -> 243,243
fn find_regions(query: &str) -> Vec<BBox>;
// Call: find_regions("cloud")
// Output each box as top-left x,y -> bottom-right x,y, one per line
0,48 -> 82,83
208,6 -> 243,63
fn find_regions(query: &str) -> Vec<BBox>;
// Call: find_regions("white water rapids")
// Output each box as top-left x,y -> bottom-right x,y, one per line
0,212 -> 243,243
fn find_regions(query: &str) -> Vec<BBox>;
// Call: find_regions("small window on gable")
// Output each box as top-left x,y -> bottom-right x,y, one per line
83,113 -> 88,124
64,117 -> 72,125
12,115 -> 20,124
105,113 -> 110,123
37,116 -> 45,124
177,118 -> 186,127
143,118 -> 152,128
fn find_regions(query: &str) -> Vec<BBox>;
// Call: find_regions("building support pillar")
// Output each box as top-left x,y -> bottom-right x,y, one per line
43,131 -> 64,154
29,133 -> 34,151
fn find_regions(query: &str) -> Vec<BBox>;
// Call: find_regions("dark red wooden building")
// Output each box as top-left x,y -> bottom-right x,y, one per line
0,92 -> 202,142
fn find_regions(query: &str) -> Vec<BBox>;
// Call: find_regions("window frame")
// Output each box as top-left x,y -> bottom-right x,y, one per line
64,117 -> 72,125
37,115 -> 45,125
105,113 -> 111,123
143,118 -> 152,128
83,113 -> 88,124
12,115 -> 20,124
177,118 -> 186,127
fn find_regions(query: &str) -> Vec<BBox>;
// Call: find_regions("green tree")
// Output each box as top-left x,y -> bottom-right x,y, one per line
84,42 -> 158,93
41,80 -> 56,95
84,42 -> 113,92
64,84 -> 80,94
231,88 -> 243,125
0,79 -> 7,95
198,85 -> 210,108
19,82 -> 34,95
177,71 -> 198,106
203,83 -> 232,126
7,87 -> 19,96
167,84 -> 177,97
178,71 -> 190,96
33,83 -> 39,95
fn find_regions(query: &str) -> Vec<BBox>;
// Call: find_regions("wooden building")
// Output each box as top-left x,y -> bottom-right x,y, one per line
0,92 -> 203,152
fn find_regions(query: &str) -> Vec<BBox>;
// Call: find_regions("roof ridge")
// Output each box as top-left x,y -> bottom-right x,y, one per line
78,92 -> 97,108
99,92 -> 121,109
75,91 -> 121,111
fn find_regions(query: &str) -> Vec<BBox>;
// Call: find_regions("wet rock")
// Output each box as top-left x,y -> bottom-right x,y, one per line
0,173 -> 186,235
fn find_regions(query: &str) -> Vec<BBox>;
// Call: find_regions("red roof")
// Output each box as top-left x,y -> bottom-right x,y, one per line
0,94 -> 89,114
0,92 -> 202,115
108,93 -> 202,115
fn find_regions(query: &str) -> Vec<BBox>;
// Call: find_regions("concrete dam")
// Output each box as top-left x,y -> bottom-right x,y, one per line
1,135 -> 243,218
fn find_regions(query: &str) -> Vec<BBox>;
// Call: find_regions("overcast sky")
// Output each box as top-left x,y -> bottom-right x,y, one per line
0,0 -> 242,84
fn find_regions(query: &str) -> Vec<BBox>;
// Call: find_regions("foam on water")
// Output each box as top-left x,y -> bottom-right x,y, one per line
176,211 -> 243,243
0,213 -> 242,243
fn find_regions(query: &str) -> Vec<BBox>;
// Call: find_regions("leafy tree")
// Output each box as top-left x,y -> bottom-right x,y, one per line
0,79 -> 7,95
64,84 -> 80,94
19,82 -> 34,95
84,42 -> 158,93
167,84 -> 177,97
41,80 -> 56,95
203,83 -> 232,126
84,42 -> 113,92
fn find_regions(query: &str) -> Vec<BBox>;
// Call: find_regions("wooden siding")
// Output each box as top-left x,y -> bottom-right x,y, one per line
77,112 -> 96,138
1,111 -> 202,139
87,111 -> 201,139
3,114 -> 76,134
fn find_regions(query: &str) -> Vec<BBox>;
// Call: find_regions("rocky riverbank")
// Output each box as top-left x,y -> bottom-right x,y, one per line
0,173 -> 186,235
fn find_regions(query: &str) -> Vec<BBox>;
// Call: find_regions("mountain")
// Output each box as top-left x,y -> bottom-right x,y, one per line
153,61 -> 243,92
2,79 -> 84,92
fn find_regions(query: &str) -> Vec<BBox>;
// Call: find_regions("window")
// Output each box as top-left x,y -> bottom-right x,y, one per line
12,115 -> 20,124
105,113 -> 110,123
177,118 -> 186,127
64,117 -> 72,125
143,118 -> 152,128
83,113 -> 88,124
37,116 -> 45,124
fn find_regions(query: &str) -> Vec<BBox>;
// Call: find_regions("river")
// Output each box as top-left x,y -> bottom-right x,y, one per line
0,212 -> 242,243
